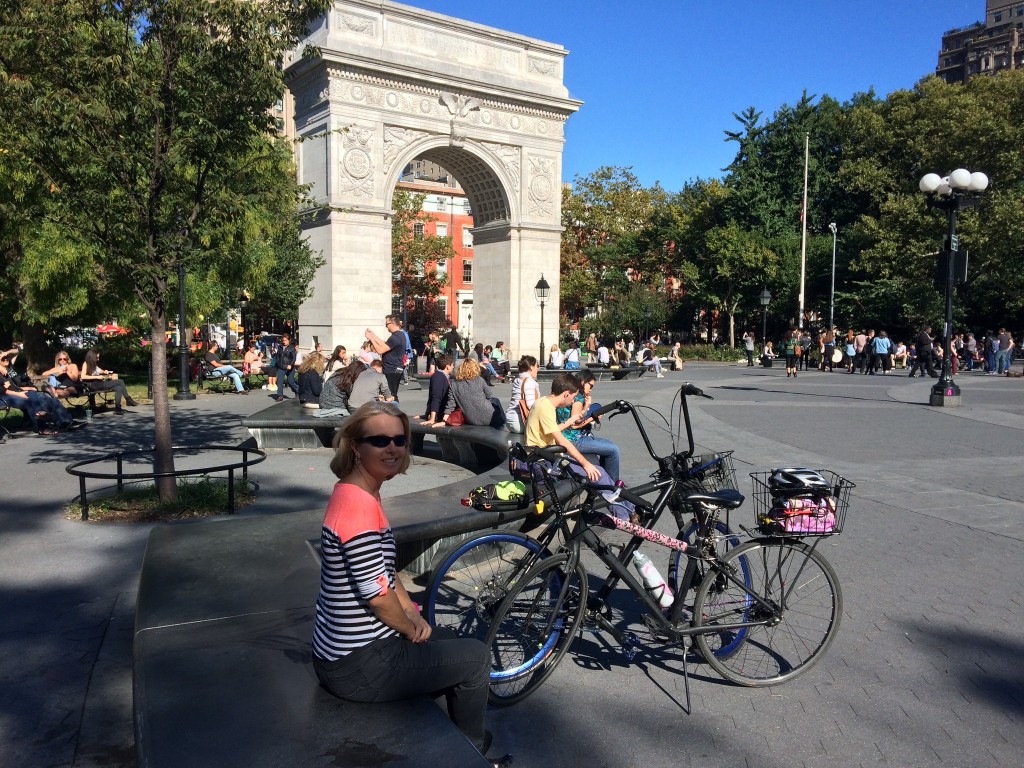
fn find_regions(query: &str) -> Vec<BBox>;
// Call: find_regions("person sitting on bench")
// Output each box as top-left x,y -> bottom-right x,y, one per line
204,341 -> 247,394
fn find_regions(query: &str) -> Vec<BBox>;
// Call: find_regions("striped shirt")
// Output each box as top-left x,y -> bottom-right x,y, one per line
312,483 -> 398,661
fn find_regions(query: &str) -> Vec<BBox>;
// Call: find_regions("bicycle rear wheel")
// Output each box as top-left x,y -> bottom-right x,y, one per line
425,532 -> 546,641
692,539 -> 842,686
483,553 -> 588,707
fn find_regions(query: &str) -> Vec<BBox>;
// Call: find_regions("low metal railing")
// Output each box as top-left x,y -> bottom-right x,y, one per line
65,444 -> 267,521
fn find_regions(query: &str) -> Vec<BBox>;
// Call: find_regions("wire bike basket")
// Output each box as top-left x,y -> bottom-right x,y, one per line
65,444 -> 266,521
750,469 -> 854,537
681,450 -> 738,493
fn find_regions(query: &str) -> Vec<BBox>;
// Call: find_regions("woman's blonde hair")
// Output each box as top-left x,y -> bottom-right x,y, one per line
298,351 -> 327,375
454,358 -> 480,382
329,401 -> 412,479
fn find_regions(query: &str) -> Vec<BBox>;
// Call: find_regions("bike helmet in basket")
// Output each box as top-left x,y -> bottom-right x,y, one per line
769,467 -> 831,497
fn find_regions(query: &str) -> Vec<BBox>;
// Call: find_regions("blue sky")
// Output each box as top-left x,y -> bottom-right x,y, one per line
414,0 -> 985,191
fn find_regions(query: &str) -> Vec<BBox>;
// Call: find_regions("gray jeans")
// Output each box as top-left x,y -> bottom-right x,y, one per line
313,626 -> 489,750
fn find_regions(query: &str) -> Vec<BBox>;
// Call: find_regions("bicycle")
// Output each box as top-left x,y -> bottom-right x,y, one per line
425,385 -> 741,648
435,384 -> 853,707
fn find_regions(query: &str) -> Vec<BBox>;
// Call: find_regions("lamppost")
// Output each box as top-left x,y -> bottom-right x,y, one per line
173,262 -> 195,400
644,307 -> 652,344
919,168 -> 989,407
535,274 -> 550,362
239,292 -> 249,352
759,287 -> 772,350
828,223 -> 837,334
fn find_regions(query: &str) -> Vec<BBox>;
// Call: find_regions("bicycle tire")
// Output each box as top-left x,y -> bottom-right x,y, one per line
425,532 -> 547,641
692,539 -> 842,686
483,553 -> 588,707
670,519 -> 751,658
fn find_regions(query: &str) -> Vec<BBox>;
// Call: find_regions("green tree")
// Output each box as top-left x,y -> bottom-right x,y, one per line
0,0 -> 330,499
391,188 -> 453,325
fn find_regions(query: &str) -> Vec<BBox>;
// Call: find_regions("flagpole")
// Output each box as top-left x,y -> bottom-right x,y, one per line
798,132 -> 809,330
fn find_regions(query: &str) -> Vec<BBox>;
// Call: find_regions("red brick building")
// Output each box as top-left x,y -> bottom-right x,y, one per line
396,161 -> 476,335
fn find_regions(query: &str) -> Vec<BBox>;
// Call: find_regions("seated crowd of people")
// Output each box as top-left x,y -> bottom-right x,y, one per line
1,346 -> 140,436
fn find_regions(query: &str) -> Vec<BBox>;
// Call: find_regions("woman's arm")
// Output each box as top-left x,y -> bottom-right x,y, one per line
367,584 -> 431,642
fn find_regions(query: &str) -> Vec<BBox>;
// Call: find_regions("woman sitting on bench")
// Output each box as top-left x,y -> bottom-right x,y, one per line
41,351 -> 83,396
81,349 -> 138,414
311,402 -> 510,767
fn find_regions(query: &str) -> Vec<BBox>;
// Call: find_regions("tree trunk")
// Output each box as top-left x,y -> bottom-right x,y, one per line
149,307 -> 178,502
18,320 -> 49,374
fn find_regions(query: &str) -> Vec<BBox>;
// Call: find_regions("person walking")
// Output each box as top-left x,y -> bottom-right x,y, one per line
272,334 -> 298,401
908,326 -> 938,378
783,330 -> 799,378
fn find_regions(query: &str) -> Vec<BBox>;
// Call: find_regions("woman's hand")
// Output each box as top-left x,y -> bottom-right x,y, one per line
404,611 -> 432,643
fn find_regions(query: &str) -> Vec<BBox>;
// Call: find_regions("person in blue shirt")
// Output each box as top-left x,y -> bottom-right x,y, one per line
869,330 -> 893,375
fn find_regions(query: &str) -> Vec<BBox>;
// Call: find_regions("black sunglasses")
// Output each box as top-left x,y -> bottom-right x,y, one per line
357,434 -> 408,448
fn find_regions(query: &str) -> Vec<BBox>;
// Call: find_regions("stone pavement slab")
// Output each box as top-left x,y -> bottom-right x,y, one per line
1,365 -> 1022,767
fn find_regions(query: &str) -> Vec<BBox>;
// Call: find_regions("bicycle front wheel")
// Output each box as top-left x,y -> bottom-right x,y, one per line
425,532 -> 546,641
671,519 -> 750,658
483,554 -> 588,707
692,539 -> 842,686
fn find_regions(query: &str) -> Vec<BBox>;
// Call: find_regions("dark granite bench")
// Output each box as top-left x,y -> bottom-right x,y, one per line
135,413 -> 547,768
244,398 -> 510,470
535,364 -> 647,383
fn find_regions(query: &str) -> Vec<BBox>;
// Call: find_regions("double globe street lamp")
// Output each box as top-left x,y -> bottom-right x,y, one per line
918,168 -> 989,407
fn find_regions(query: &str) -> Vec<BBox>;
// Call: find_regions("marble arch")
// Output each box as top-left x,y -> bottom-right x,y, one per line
285,0 -> 581,357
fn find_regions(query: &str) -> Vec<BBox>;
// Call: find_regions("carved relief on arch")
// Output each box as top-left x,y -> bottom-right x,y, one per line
340,125 -> 375,200
383,126 -> 430,174
527,155 -> 555,218
337,12 -> 377,37
480,142 -> 521,195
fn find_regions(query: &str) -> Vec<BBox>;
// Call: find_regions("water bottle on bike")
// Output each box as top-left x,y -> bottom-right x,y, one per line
632,552 -> 674,609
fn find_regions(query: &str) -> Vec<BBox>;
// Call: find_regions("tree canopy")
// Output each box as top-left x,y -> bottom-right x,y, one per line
560,71 -> 1024,344
0,0 -> 331,497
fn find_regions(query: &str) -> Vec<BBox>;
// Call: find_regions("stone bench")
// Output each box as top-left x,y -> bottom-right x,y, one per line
244,398 -> 510,472
535,364 -> 648,383
134,416 -> 559,768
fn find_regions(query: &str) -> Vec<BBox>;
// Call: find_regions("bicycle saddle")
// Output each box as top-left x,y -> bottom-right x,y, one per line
680,488 -> 744,509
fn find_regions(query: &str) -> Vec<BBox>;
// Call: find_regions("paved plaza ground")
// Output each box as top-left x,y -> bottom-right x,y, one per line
1,362 -> 1021,767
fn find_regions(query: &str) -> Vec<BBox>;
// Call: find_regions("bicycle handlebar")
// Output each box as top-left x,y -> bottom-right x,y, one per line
590,399 -> 630,419
682,383 -> 713,400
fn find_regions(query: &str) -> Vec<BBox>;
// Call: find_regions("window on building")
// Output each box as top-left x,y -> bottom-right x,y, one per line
462,260 -> 473,284
436,223 -> 448,238
462,226 -> 473,248
437,297 -> 448,319
275,99 -> 284,112
414,222 -> 424,240
463,200 -> 472,215
1017,6 -> 1023,16
436,259 -> 447,275
994,12 -> 1002,22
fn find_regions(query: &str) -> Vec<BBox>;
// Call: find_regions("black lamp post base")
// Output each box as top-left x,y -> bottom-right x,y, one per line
929,380 -> 961,407
173,391 -> 197,401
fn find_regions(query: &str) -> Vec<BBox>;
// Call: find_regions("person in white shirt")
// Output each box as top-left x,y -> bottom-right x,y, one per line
547,344 -> 564,369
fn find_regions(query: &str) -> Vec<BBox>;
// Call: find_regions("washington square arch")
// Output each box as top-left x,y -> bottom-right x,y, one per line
285,0 -> 581,355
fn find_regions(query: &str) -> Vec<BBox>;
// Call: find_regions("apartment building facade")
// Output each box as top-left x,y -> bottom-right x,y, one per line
936,1 -> 1024,84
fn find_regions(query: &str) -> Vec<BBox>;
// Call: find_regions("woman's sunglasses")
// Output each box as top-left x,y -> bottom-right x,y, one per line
357,434 -> 408,448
